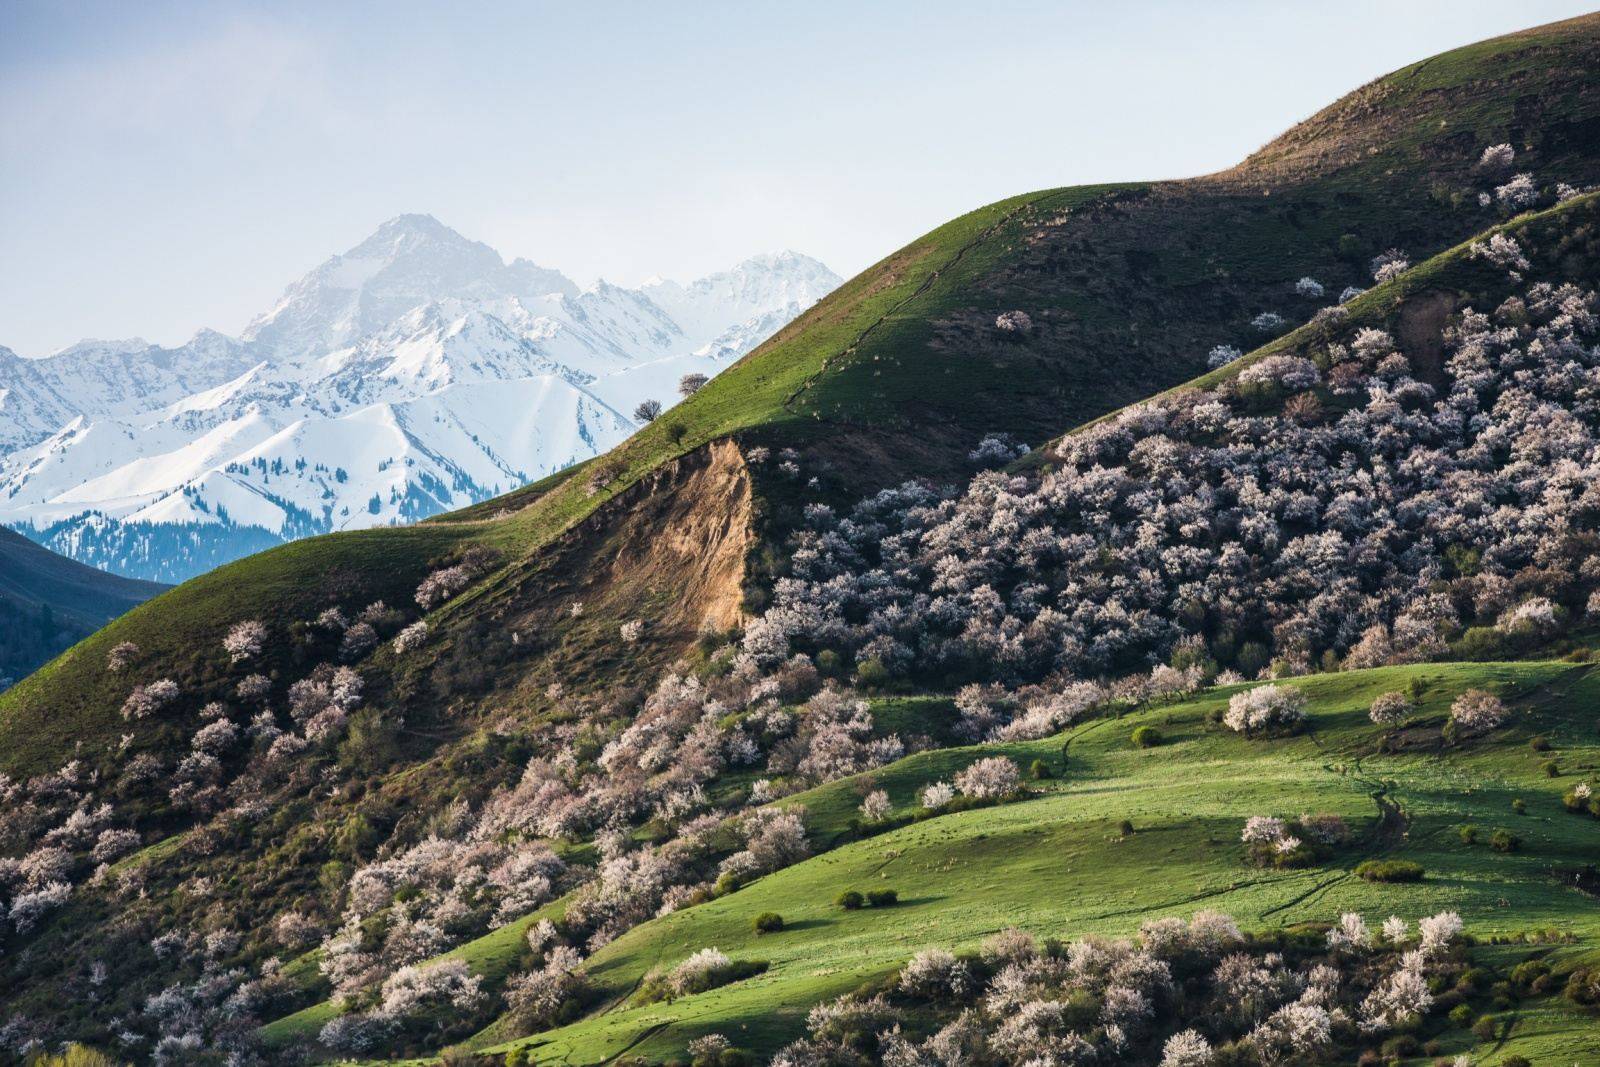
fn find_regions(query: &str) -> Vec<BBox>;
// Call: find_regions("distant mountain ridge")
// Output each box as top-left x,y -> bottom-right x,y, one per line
0,218 -> 839,581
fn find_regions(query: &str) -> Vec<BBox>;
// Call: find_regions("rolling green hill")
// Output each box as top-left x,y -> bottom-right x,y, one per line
463,661 -> 1600,1065
5,14 -> 1600,1067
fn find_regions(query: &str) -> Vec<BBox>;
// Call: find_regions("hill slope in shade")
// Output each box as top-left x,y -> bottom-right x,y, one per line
0,527 -> 165,688
4,14 -> 1600,1065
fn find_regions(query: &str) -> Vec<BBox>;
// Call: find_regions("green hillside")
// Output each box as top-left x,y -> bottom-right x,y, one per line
5,14 -> 1600,1067
468,661 -> 1600,1065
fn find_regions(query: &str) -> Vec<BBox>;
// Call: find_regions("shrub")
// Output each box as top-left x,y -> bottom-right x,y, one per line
1501,1058 -> 1531,1067
1543,760 -> 1562,777
835,891 -> 864,910
753,912 -> 784,935
1489,829 -> 1520,853
1029,758 -> 1052,779
1511,798 -> 1526,815
1131,725 -> 1163,748
1356,859 -> 1425,883
1529,735 -> 1551,751
899,948 -> 972,999
1119,819 -> 1135,837
1448,1003 -> 1474,1028
1380,1035 -> 1419,1057
1562,783 -> 1593,813
866,889 -> 898,907
855,657 -> 890,688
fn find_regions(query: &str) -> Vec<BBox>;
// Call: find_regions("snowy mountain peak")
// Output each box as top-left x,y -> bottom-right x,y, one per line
242,215 -> 578,357
0,220 -> 840,581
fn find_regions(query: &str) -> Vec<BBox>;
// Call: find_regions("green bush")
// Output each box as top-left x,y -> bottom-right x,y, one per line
855,657 -> 890,688
1511,798 -> 1526,815
866,888 -> 898,907
1453,625 -> 1512,661
1510,959 -> 1551,992
1355,859 -> 1426,883
1131,725 -> 1162,748
1380,1035 -> 1419,1057
1029,758 -> 1052,780
1471,1015 -> 1498,1040
1119,819 -> 1135,837
835,890 -> 864,910
1448,1003 -> 1475,1027
1529,734 -> 1551,751
1502,1057 -> 1532,1067
1562,786 -> 1592,813
753,911 -> 784,934
1542,759 -> 1561,777
1458,824 -> 1479,844
1490,829 -> 1521,853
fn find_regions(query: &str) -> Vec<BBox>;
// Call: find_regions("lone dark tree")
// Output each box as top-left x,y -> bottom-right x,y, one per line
678,373 -> 709,398
633,399 -> 663,423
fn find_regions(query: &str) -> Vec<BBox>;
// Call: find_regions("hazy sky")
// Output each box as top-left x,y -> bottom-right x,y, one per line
1,0 -> 1593,357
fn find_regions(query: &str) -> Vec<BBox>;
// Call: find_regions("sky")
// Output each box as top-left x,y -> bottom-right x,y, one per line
1,0 -> 1594,357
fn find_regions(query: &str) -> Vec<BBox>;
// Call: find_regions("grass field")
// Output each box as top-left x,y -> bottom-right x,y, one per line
266,661 -> 1600,1064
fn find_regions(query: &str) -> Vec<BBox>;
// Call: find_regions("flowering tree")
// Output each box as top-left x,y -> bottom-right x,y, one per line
859,789 -> 892,822
1495,173 -> 1539,209
222,620 -> 267,663
1207,344 -> 1243,369
678,373 -> 710,398
1223,686 -> 1306,736
1368,691 -> 1413,727
121,679 -> 180,721
900,949 -> 971,999
1448,689 -> 1508,738
106,641 -> 139,673
392,620 -> 428,654
1477,143 -> 1515,171
1370,249 -> 1410,283
954,757 -> 1019,799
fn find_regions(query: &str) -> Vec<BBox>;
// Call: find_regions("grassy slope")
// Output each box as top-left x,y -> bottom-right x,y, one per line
10,14 -> 1600,1059
1020,187 -> 1600,462
251,191 -> 1600,1057
8,13 -> 1600,779
459,662 -> 1600,1065
0,522 -> 471,777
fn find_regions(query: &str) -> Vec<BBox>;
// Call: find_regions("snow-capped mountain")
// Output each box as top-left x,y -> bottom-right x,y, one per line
0,215 -> 839,581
